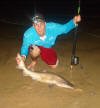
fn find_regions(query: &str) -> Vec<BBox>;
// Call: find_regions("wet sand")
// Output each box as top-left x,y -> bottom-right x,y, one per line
0,20 -> 100,108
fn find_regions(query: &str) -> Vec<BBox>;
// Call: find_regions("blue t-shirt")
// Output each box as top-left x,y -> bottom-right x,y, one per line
21,19 -> 76,57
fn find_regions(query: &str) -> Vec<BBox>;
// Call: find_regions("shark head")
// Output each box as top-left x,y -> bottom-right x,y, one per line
16,53 -> 25,70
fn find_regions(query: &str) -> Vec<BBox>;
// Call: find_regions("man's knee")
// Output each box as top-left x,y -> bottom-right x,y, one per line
49,59 -> 59,69
29,45 -> 41,59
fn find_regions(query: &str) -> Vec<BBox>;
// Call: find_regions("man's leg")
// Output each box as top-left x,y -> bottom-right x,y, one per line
27,59 -> 37,69
27,45 -> 40,69
48,59 -> 59,68
39,46 -> 59,69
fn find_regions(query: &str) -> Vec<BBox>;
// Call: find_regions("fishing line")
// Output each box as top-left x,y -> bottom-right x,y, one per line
79,29 -> 100,38
0,18 -> 25,26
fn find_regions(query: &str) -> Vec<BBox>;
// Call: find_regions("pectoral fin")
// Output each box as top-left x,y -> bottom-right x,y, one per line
22,71 -> 29,76
49,84 -> 55,88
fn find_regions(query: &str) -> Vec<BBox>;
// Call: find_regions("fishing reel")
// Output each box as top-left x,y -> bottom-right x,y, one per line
71,56 -> 79,65
69,55 -> 83,70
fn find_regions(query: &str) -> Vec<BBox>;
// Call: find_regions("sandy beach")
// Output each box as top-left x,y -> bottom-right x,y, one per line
0,18 -> 100,108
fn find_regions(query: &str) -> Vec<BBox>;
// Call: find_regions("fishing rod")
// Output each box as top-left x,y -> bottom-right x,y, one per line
70,0 -> 82,69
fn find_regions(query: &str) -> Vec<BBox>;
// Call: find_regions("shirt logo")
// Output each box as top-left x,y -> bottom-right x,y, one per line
49,36 -> 54,40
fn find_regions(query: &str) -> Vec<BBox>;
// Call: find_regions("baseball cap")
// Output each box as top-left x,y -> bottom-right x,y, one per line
32,15 -> 45,24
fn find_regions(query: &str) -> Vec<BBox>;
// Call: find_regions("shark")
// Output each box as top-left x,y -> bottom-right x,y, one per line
16,53 -> 74,89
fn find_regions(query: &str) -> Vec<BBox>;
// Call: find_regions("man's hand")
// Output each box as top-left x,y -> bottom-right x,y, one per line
27,60 -> 37,69
16,55 -> 25,65
73,15 -> 81,25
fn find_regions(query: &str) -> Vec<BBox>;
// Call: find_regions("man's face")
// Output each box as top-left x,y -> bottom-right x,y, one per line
33,22 -> 46,37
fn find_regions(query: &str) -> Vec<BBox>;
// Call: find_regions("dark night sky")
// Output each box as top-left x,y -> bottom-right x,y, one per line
0,0 -> 100,23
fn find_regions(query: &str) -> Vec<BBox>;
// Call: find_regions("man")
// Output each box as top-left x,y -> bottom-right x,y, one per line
16,15 -> 81,69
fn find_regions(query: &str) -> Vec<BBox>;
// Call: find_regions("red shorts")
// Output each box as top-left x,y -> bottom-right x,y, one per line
28,45 -> 57,65
39,46 -> 57,65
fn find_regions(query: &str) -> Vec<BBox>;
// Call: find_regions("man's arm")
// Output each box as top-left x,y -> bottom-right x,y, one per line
16,33 -> 28,64
53,15 -> 81,37
21,34 -> 30,57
